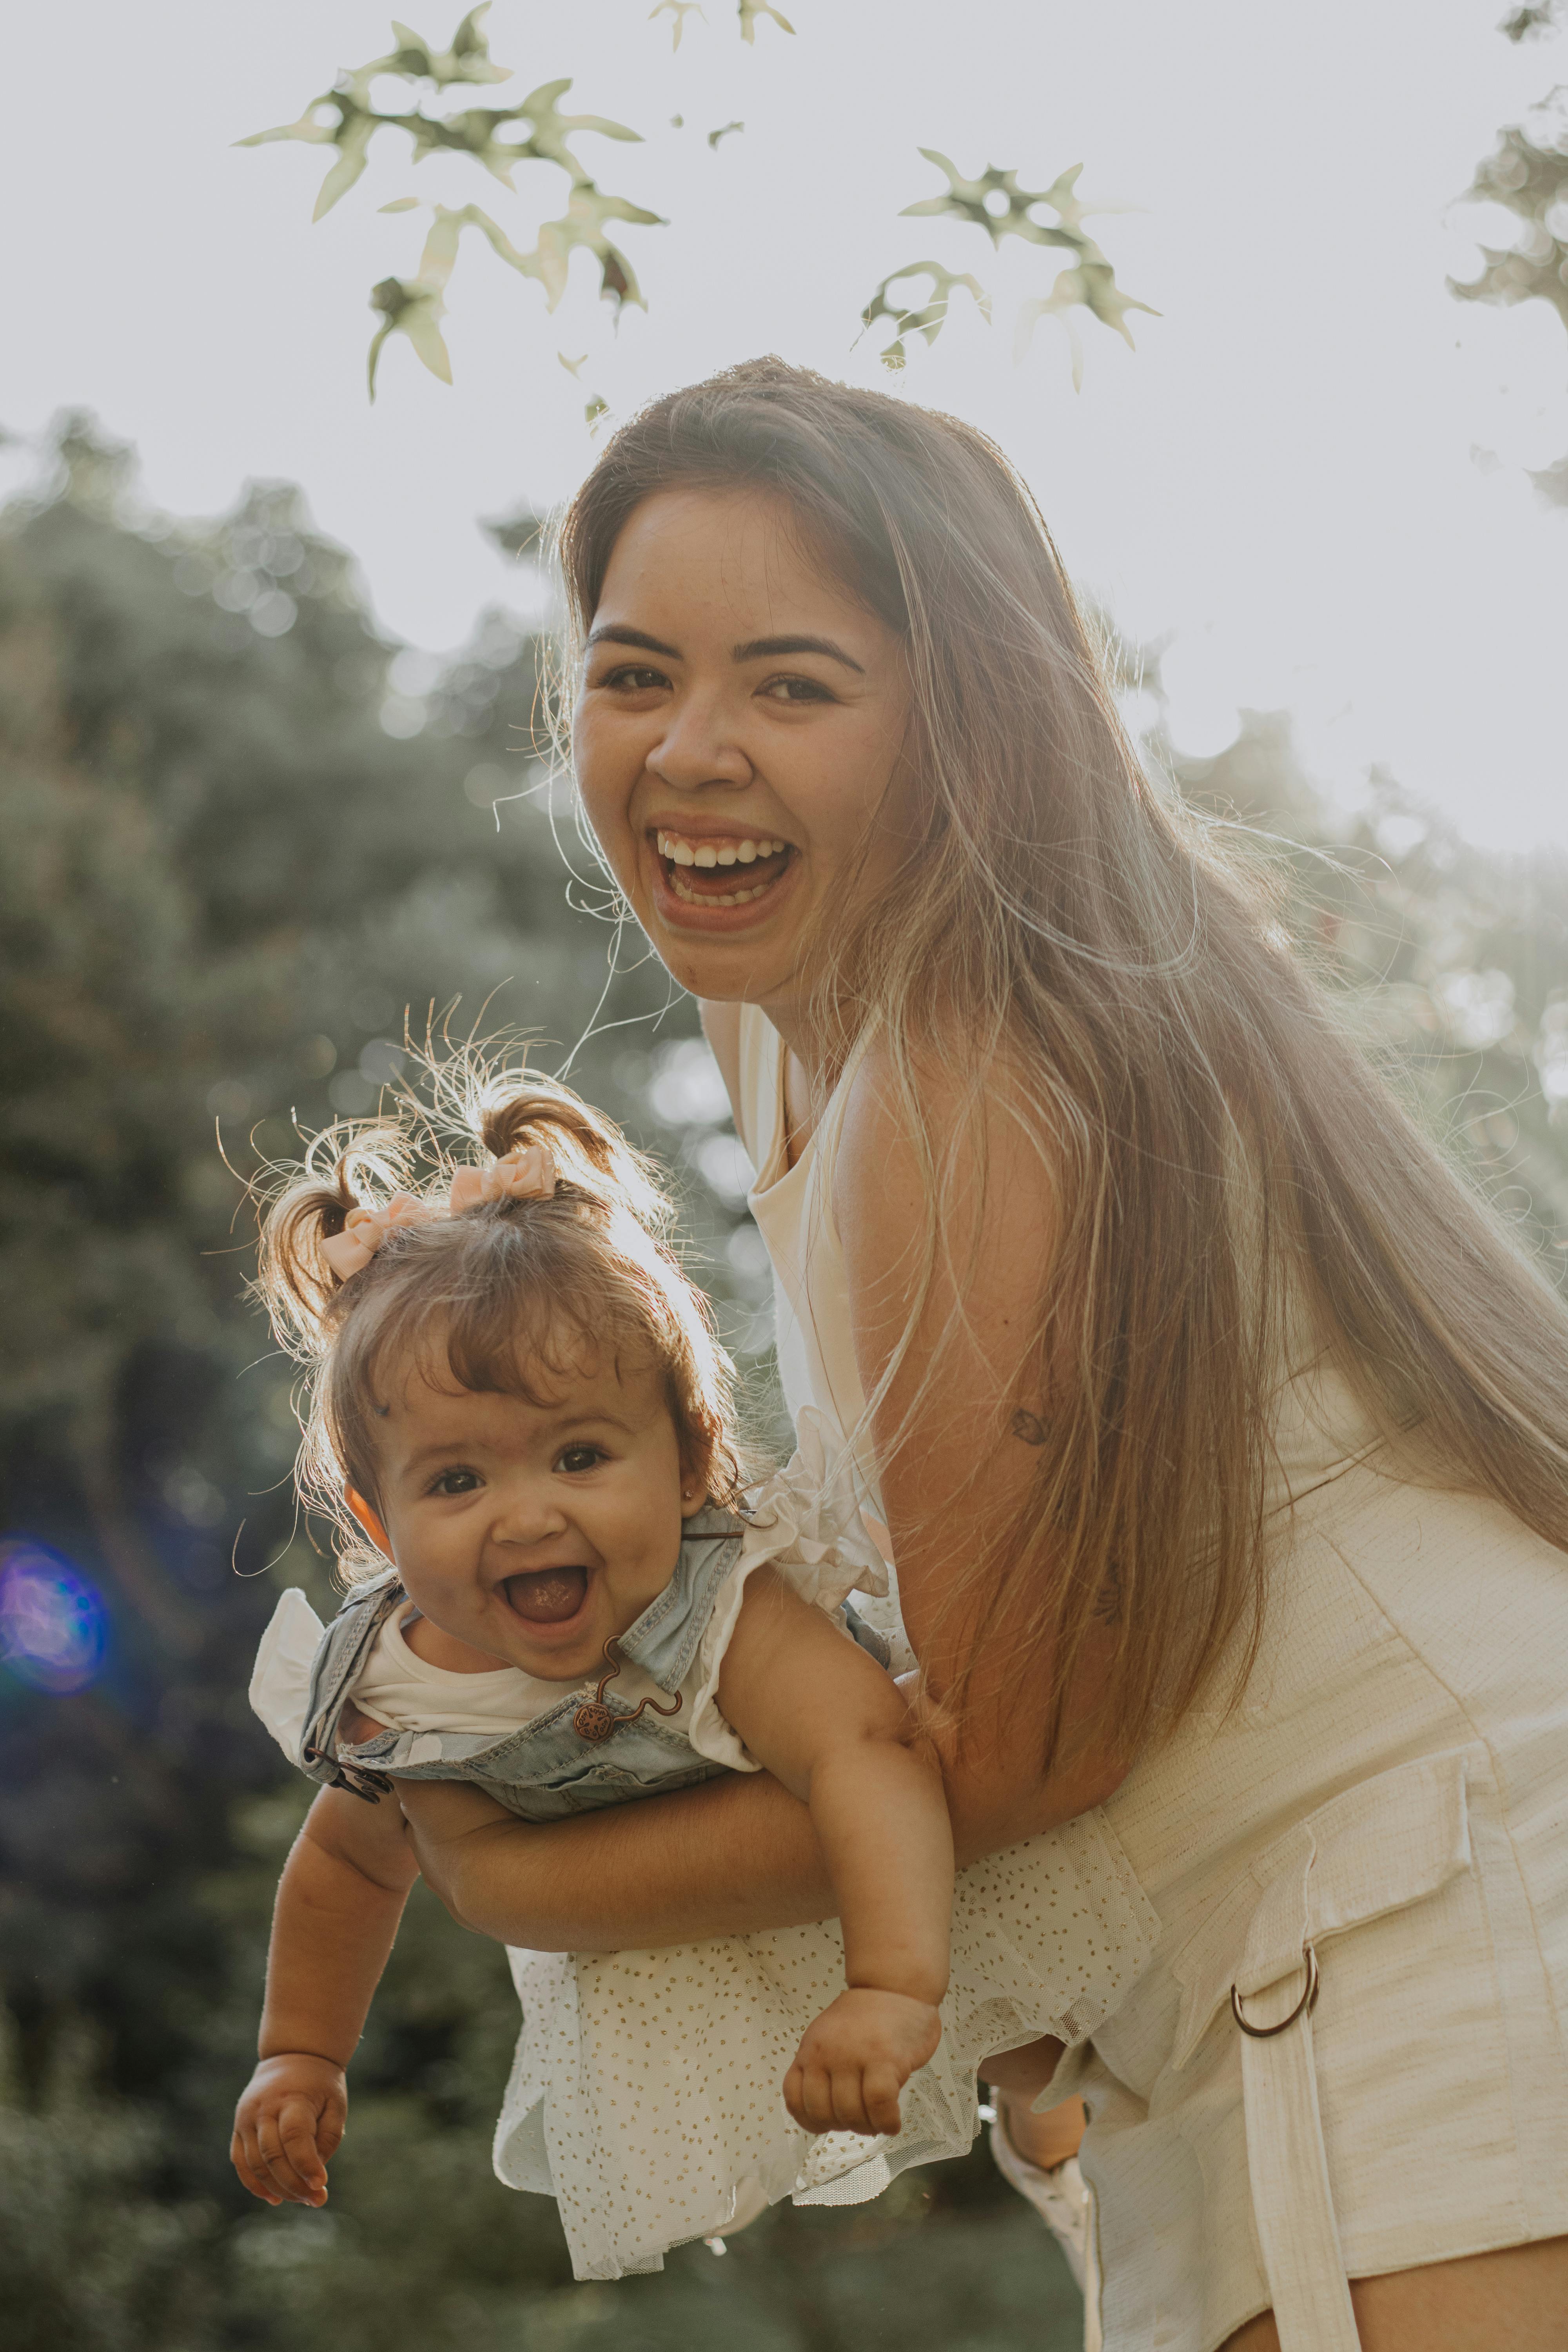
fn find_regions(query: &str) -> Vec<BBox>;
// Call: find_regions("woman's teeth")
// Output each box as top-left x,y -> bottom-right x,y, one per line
655,832 -> 790,907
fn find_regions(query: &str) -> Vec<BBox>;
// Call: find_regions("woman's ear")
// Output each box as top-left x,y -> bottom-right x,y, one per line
345,1486 -> 394,1559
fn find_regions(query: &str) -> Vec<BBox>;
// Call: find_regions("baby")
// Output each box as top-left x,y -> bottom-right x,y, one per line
232,1061 -> 953,2260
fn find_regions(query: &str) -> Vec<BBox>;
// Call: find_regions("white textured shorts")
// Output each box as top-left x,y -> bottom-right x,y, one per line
1059,1742 -> 1568,2352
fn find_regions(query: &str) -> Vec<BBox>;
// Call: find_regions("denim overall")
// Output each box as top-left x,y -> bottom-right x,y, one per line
297,1506 -> 757,1821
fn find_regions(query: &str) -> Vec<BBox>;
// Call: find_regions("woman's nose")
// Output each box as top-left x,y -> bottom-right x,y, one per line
647,689 -> 753,793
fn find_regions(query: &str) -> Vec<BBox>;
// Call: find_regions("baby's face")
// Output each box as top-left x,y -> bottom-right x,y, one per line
360,1347 -> 704,1683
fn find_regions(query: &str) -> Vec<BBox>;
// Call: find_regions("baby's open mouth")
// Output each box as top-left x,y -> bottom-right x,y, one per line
503,1565 -> 589,1624
653,828 -> 793,909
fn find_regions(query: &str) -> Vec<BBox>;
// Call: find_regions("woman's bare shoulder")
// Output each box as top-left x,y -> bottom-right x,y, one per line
827,1030 -> 1062,1345
835,1034 -> 1059,1252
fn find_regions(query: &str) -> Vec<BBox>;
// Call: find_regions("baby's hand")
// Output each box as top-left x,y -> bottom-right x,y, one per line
784,1987 -> 942,2138
231,2053 -> 347,2208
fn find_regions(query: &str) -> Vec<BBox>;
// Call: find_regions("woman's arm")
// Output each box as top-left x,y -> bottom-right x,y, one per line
400,1662 -> 1109,1956
398,1766 -> 835,1949
231,1783 -> 417,2208
833,1045 -> 1133,1846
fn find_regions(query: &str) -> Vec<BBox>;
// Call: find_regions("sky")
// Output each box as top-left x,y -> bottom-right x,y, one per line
5,0 -> 1565,848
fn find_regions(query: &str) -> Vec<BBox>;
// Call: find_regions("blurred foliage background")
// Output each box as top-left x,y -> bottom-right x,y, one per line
2,406 -> 1565,2352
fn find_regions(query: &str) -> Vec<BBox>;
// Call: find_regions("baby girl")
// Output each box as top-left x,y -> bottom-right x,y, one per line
233,1062 -> 957,2269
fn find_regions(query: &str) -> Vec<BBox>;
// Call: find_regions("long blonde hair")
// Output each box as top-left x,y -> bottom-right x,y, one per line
559,357 -> 1568,1763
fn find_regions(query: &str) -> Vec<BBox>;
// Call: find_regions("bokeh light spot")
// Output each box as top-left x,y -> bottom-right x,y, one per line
0,1540 -> 108,1693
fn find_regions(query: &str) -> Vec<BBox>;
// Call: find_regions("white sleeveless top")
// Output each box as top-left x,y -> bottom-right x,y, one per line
737,1007 -> 878,1497
731,1002 -> 1568,2352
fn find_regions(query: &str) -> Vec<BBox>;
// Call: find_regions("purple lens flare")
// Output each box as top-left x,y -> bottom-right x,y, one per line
0,1540 -> 109,1693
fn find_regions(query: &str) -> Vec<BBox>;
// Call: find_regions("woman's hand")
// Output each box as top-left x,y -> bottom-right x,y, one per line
396,1780 -> 521,1931
231,2052 -> 346,2208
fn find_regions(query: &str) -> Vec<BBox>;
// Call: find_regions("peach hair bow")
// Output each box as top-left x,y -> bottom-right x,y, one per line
318,1145 -> 558,1283
320,1192 -> 436,1279
446,1140 -> 559,1215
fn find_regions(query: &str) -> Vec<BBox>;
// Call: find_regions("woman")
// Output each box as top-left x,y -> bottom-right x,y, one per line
401,359 -> 1568,2349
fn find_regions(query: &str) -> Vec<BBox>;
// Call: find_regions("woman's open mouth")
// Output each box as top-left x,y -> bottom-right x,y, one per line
649,827 -> 795,920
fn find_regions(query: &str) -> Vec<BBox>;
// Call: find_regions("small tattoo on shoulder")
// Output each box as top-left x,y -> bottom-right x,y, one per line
1010,1409 -> 1046,1447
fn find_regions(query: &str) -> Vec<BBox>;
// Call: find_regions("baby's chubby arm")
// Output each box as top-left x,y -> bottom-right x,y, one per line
231,1777 -> 417,2209
717,1572 -> 953,2137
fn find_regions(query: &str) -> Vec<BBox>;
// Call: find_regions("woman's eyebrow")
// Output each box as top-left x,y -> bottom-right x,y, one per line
587,623 -> 865,676
586,624 -> 682,657
731,633 -> 865,674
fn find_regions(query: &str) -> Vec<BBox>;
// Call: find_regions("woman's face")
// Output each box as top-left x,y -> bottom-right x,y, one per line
573,487 -> 913,1025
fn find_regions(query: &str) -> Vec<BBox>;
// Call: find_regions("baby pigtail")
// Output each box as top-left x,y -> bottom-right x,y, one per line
477,1082 -> 670,1235
252,1122 -> 418,1358
256,1174 -> 362,1357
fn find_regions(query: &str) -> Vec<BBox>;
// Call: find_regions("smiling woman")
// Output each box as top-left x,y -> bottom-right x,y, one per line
384,358 -> 1568,2351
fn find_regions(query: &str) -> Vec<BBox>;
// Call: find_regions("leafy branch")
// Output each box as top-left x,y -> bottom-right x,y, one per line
862,149 -> 1157,384
239,6 -> 662,400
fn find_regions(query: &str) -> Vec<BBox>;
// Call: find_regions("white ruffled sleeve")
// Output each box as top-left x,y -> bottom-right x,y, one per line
686,1408 -> 891,1772
249,1586 -> 327,1768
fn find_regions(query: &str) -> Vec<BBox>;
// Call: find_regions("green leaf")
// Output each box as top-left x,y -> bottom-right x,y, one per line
366,272 -> 453,398
859,261 -> 991,370
312,113 -> 379,221
737,0 -> 794,37
650,0 -> 707,47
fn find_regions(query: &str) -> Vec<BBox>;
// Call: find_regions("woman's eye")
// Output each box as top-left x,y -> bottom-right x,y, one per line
759,675 -> 833,705
603,664 -> 668,693
557,1445 -> 604,1475
430,1468 -> 480,1496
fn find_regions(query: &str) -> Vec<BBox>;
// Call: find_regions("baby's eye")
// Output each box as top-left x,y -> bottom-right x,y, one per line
556,1444 -> 605,1475
429,1468 -> 481,1497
